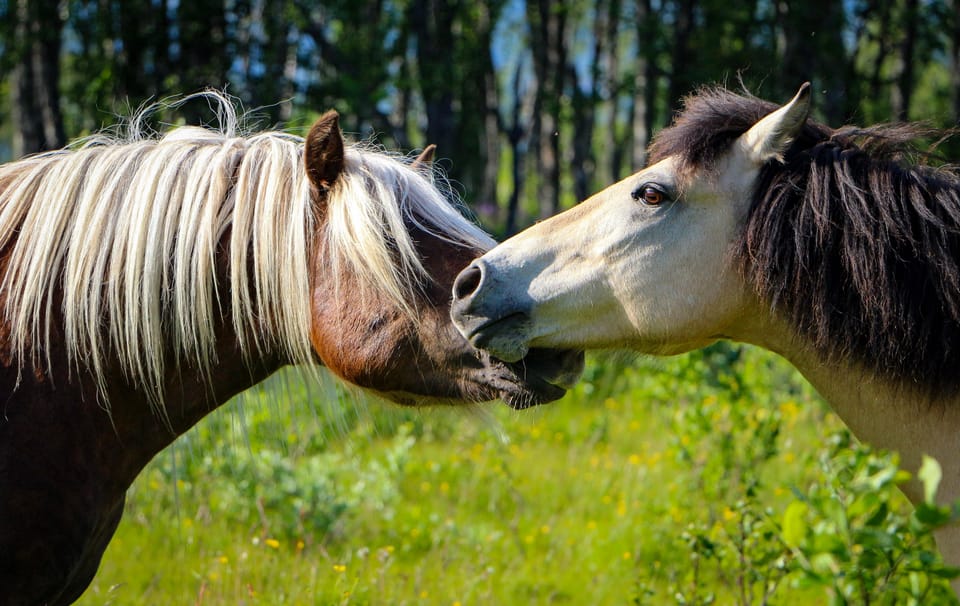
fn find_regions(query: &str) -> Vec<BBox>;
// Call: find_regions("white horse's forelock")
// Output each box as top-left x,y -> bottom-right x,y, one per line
0,93 -> 493,414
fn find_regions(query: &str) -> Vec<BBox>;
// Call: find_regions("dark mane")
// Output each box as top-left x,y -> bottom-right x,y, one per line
652,86 -> 960,395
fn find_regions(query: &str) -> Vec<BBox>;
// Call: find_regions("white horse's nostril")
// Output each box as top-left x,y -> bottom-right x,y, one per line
453,262 -> 484,301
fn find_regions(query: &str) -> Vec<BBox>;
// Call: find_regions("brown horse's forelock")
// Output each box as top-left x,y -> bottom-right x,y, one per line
651,86 -> 960,396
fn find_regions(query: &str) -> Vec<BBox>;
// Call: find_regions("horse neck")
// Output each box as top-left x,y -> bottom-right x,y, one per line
71,323 -> 283,488
754,316 -> 960,597
729,300 -> 960,506
0,274 -> 286,606
105,257 -> 289,465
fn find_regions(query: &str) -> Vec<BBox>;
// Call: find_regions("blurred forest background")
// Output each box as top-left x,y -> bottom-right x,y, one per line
3,0 -> 960,234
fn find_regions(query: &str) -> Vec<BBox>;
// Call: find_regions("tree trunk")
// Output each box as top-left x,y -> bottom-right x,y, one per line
602,0 -> 628,181
528,0 -> 567,218
892,0 -> 919,121
776,0 -> 848,123
254,0 -> 297,124
855,1 -> 890,112
953,0 -> 960,124
629,0 -> 657,171
505,54 -> 529,237
176,0 -> 228,122
571,0 -> 607,203
11,0 -> 65,157
410,0 -> 457,163
667,0 -> 696,111
476,3 -> 502,211
117,2 -> 148,101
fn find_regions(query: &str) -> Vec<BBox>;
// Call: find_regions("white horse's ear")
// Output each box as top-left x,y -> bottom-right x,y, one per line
738,82 -> 812,165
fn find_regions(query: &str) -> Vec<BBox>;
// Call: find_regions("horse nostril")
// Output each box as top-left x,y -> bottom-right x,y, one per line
453,263 -> 484,301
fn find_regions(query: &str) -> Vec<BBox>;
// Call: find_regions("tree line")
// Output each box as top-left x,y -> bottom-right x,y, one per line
2,0 -> 959,233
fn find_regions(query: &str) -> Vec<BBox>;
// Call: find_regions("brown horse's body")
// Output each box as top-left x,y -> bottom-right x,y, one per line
0,107 -> 581,605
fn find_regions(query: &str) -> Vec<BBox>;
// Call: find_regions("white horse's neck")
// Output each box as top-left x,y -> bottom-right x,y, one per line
734,304 -> 960,502
732,302 -> 960,588
787,350 -> 960,502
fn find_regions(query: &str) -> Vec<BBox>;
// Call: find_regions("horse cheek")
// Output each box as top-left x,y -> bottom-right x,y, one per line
308,292 -> 396,389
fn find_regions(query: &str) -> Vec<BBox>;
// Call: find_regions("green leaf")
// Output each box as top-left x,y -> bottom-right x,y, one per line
811,552 -> 839,576
914,503 -> 952,527
919,455 -> 942,505
863,501 -> 889,528
782,501 -> 809,548
928,565 -> 960,580
853,527 -> 895,551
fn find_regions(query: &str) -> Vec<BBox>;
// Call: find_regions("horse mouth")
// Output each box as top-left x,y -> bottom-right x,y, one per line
459,313 -> 533,364
494,348 -> 585,409
375,348 -> 583,410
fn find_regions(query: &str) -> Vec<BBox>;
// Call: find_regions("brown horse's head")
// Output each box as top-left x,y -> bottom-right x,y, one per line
303,112 -> 582,408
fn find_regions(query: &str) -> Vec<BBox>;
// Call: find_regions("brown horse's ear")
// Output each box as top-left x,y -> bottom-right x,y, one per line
305,110 -> 345,192
412,144 -> 436,170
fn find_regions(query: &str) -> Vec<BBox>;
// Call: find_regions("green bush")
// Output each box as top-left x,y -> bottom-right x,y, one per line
626,346 -> 959,605
781,433 -> 959,605
154,404 -> 416,544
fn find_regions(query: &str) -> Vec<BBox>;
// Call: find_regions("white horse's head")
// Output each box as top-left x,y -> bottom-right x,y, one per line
451,84 -> 812,362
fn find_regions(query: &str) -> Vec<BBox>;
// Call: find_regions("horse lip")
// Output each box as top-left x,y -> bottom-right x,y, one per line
501,380 -> 566,409
527,348 -> 585,391
498,370 -> 568,409
461,311 -> 525,340
462,312 -> 532,363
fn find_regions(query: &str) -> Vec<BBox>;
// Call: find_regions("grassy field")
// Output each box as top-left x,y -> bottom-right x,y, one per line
75,346 -> 956,605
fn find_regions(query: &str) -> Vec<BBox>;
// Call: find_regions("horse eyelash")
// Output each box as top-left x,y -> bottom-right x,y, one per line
630,182 -> 672,206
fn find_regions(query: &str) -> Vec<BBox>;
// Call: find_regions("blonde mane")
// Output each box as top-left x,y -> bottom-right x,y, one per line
0,94 -> 493,412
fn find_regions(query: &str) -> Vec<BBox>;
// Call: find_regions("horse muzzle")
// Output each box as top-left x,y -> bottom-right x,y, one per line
451,259 -> 538,363
452,259 -> 584,407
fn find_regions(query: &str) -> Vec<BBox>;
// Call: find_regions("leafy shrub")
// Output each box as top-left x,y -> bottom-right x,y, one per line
632,345 -> 959,605
154,420 -> 416,544
780,432 -> 959,605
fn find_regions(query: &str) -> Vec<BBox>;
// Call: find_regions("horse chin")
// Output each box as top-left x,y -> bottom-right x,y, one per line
495,348 -> 585,410
498,381 -> 565,409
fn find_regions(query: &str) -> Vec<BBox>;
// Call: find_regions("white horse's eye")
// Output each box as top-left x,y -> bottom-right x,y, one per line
631,184 -> 668,206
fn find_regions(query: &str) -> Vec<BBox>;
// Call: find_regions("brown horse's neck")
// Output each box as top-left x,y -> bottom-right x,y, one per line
0,280 -> 286,606
106,326 -> 285,473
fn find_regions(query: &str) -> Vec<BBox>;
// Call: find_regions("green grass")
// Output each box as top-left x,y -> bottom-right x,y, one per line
75,346 -> 955,605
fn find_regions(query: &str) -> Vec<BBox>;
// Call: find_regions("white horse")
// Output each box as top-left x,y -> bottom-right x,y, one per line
451,82 -> 960,588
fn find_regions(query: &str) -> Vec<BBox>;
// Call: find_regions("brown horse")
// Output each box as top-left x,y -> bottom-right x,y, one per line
0,96 -> 583,605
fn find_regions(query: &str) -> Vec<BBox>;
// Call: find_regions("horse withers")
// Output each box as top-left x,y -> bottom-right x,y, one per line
452,83 -> 960,590
0,96 -> 583,606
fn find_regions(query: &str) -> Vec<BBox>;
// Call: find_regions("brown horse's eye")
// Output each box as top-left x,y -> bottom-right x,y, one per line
632,184 -> 667,206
